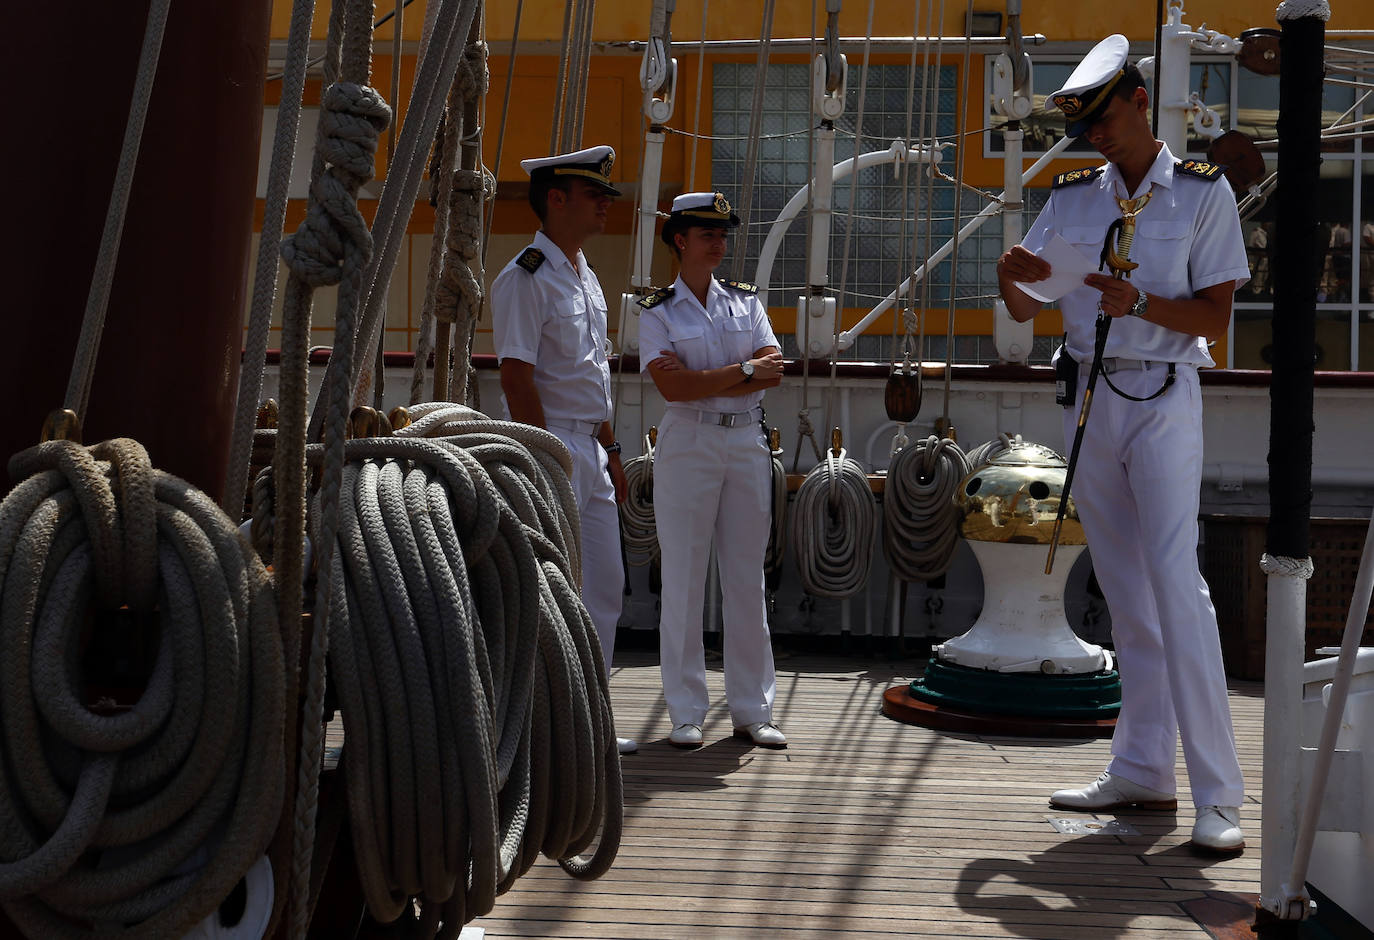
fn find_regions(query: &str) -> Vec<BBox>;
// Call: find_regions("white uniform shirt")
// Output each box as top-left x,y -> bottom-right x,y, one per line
637,274 -> 780,415
490,229 -> 613,424
1023,142 -> 1250,367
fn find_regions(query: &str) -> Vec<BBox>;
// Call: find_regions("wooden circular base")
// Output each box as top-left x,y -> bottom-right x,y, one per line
882,684 -> 1118,738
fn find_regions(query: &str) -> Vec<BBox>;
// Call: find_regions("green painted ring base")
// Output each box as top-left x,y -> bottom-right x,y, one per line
882,658 -> 1120,738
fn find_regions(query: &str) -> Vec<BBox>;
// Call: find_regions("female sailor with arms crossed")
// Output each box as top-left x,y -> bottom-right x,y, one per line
638,193 -> 788,749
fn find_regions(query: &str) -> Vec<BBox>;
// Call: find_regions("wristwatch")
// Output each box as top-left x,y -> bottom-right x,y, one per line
739,361 -> 755,382
602,440 -> 622,455
1128,287 -> 1149,318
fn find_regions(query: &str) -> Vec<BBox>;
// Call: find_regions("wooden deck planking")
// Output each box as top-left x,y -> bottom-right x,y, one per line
472,650 -> 1265,938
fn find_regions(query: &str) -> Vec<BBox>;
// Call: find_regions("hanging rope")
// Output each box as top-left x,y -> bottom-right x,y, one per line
789,445 -> 876,598
619,433 -> 659,566
882,433 -> 969,582
222,0 -> 320,518
939,0 -> 978,423
63,0 -> 171,426
0,438 -> 285,938
763,442 -> 788,588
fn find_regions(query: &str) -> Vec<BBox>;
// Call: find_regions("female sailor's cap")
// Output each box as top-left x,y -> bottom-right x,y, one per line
1051,34 -> 1131,137
661,192 -> 741,245
519,145 -> 621,196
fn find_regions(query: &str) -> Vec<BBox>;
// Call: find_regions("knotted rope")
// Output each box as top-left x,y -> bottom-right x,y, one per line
883,434 -> 970,582
0,438 -> 285,938
618,434 -> 659,566
249,417 -> 620,935
789,447 -> 875,598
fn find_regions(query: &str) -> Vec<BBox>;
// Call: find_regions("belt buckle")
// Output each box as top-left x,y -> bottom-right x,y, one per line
1101,358 -> 1119,375
717,412 -> 735,427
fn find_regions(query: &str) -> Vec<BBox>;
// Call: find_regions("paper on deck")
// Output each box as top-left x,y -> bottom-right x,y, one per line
1013,234 -> 1099,303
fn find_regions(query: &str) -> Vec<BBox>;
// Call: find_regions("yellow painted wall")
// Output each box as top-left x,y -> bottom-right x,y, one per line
260,0 -> 1374,361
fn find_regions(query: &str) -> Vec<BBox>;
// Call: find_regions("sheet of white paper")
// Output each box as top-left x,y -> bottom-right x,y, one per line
1013,234 -> 1099,303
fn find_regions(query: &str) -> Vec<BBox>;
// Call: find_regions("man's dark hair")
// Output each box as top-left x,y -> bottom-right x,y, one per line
528,176 -> 573,223
1113,63 -> 1147,102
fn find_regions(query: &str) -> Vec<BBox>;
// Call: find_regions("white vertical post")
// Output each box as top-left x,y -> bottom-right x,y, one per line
993,126 -> 1034,363
1155,4 -> 1193,154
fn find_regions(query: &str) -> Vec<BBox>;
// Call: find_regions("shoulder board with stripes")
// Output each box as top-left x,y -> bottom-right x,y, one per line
1175,159 -> 1226,181
636,286 -> 674,309
718,278 -> 758,294
515,247 -> 545,273
1051,166 -> 1103,189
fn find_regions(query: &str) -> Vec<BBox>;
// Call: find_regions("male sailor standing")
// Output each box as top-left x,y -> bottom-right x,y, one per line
490,145 -> 636,755
996,35 -> 1250,854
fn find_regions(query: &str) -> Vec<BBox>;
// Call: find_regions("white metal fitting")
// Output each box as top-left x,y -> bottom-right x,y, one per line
797,295 -> 838,357
812,53 -> 847,122
639,40 -> 677,123
991,52 -> 1034,120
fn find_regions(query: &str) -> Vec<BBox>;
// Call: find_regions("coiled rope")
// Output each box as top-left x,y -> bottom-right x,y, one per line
882,434 -> 970,582
618,434 -> 658,566
257,411 -> 620,934
789,447 -> 875,598
965,431 -> 1025,471
0,438 -> 285,938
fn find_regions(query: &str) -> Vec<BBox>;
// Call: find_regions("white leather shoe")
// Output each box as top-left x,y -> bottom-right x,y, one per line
734,721 -> 787,749
668,724 -> 703,748
617,737 -> 638,755
1191,805 -> 1244,854
1049,771 -> 1177,811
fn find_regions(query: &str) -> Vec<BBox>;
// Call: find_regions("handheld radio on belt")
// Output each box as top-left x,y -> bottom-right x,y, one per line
1045,191 -> 1153,575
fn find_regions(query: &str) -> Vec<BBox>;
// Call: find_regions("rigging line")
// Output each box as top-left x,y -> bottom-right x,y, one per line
940,0 -> 977,424
376,0 -> 406,411
479,0 -> 523,269
1151,0 -> 1163,135
792,0 -> 821,473
826,0 -> 879,440
686,0 -> 709,190
890,0 -> 924,369
729,0 -> 777,283
666,126 -> 819,142
913,0 -> 946,381
551,0 -> 578,152
264,0 -> 420,82
65,0 -> 172,424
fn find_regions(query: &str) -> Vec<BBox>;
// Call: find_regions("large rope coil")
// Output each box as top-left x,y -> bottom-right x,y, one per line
253,410 -> 620,935
789,448 -> 875,599
618,434 -> 658,566
0,438 -> 285,938
882,434 -> 970,582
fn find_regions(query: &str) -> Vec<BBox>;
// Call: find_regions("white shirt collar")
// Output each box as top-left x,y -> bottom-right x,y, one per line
533,229 -> 580,272
1100,140 -> 1177,200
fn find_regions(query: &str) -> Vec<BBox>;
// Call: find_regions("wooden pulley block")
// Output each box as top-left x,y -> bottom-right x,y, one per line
255,398 -> 279,429
1239,28 -> 1281,76
40,408 -> 81,444
884,366 -> 924,423
1208,130 -> 1267,191
388,406 -> 412,432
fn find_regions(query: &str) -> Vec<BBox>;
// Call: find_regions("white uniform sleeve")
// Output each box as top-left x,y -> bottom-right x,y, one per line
637,306 -> 671,373
490,264 -> 543,366
749,294 -> 780,353
1189,181 -> 1251,293
1021,191 -> 1058,256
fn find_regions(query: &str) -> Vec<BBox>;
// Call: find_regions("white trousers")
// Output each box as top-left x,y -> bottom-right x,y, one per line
1064,362 -> 1244,808
653,409 -> 776,728
547,427 -> 624,676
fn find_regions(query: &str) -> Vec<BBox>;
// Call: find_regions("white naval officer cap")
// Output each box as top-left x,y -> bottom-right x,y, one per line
1050,34 -> 1134,138
519,145 -> 621,196
660,192 -> 741,246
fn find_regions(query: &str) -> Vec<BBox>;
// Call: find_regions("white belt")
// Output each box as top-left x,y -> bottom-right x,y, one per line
546,417 -> 603,436
673,406 -> 763,428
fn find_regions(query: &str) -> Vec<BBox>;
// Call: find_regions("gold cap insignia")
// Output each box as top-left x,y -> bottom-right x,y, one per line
713,193 -> 731,215
1054,94 -> 1082,117
599,154 -> 614,179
